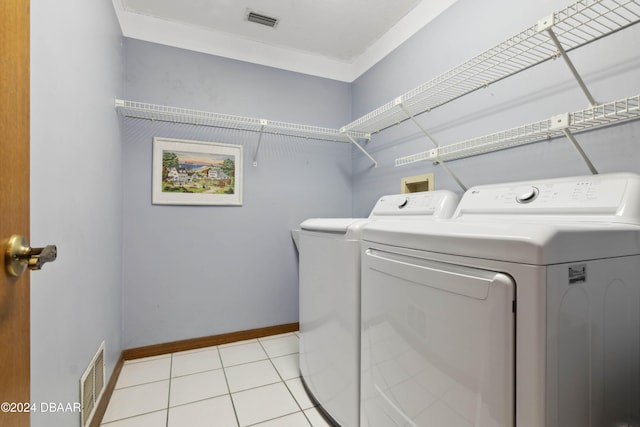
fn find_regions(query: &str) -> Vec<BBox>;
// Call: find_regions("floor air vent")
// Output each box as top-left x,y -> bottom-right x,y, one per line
80,342 -> 105,426
247,10 -> 279,28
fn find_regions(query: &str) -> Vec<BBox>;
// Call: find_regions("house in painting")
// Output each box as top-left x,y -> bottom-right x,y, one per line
167,167 -> 192,183
167,167 -> 180,182
207,167 -> 229,180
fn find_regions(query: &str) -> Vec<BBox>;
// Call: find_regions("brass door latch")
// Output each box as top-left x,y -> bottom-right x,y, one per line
4,234 -> 57,277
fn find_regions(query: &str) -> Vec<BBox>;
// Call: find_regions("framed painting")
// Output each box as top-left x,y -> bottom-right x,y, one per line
152,137 -> 243,205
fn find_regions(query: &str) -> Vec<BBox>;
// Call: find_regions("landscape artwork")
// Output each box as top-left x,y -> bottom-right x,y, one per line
152,137 -> 243,205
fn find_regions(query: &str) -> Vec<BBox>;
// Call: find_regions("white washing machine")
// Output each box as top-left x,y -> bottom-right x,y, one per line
360,173 -> 640,427
299,190 -> 459,427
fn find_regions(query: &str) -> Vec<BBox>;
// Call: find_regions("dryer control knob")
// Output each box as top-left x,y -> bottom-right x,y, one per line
516,186 -> 539,204
398,197 -> 409,208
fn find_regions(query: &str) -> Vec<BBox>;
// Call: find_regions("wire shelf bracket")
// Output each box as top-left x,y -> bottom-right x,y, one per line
537,14 -> 597,106
343,132 -> 378,168
396,98 -> 467,191
252,120 -> 267,167
549,113 -> 599,173
395,94 -> 640,167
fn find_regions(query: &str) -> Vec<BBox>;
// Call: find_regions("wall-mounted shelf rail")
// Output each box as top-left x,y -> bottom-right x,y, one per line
115,99 -> 371,144
341,0 -> 640,136
395,94 -> 640,166
115,1 -> 639,173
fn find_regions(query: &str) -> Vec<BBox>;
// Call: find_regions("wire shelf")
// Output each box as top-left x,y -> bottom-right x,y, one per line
115,99 -> 370,143
342,0 -> 640,135
395,94 -> 640,166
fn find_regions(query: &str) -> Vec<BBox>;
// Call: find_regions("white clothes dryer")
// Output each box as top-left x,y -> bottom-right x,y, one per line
360,173 -> 640,427
299,190 -> 459,427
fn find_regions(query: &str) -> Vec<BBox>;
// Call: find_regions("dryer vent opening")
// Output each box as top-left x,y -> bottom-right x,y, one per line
80,342 -> 106,426
247,10 -> 279,28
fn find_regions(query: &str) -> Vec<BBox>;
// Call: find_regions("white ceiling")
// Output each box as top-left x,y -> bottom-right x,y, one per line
111,0 -> 458,82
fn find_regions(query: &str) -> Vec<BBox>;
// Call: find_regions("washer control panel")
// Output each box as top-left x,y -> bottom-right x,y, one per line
370,190 -> 459,218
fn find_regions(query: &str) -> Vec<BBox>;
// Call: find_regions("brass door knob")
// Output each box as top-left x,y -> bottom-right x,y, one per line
4,234 -> 57,277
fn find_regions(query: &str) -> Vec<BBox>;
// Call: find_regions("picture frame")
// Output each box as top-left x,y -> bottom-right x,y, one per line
152,137 -> 243,206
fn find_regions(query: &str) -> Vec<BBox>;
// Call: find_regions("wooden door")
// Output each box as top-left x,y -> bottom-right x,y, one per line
0,0 -> 31,426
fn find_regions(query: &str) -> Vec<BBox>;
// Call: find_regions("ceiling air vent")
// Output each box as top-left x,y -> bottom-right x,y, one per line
247,10 -> 279,28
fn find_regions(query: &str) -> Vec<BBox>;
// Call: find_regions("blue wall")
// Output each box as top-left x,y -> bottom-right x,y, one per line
351,0 -> 640,216
30,0 -> 123,426
121,40 -> 354,348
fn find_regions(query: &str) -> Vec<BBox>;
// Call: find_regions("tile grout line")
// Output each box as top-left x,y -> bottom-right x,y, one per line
101,359 -> 173,426
229,340 -> 277,426
257,336 -> 314,427
101,409 -> 167,426
219,346 -> 242,427
112,377 -> 168,392
167,366 -> 224,380
165,353 -> 174,427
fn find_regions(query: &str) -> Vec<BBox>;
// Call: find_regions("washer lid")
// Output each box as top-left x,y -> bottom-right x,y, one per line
362,220 -> 640,265
300,218 -> 366,234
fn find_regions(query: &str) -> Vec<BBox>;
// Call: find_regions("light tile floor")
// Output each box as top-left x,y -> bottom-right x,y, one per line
101,332 -> 334,427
